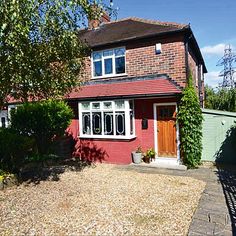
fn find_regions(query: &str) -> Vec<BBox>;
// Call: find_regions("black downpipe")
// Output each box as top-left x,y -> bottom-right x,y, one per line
184,33 -> 193,83
184,39 -> 189,82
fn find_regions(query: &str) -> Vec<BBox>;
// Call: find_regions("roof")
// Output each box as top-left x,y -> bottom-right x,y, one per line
78,17 -> 207,73
78,17 -> 188,48
67,75 -> 181,100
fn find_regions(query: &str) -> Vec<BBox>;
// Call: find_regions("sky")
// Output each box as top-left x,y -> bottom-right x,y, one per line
109,0 -> 236,87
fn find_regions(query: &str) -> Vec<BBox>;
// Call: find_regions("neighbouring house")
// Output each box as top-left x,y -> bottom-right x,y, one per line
1,14 -> 207,165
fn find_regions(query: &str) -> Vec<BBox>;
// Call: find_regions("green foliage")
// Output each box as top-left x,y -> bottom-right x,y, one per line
25,153 -> 60,166
177,74 -> 203,168
205,86 -> 236,112
0,128 -> 34,172
10,100 -> 73,155
0,0 -> 109,106
145,148 -> 156,159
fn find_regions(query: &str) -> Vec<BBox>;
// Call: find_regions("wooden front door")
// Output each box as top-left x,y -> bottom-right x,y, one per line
157,105 -> 177,158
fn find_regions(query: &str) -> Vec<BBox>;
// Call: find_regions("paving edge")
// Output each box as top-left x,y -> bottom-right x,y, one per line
130,163 -> 187,171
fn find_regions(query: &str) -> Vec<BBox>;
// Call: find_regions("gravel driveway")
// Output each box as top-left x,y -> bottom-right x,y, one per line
0,164 -> 205,236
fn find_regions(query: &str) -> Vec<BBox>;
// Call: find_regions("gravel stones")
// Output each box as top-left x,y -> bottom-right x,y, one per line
0,164 -> 205,235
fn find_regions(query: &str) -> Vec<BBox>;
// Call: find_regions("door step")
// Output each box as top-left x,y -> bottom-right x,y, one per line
131,161 -> 187,171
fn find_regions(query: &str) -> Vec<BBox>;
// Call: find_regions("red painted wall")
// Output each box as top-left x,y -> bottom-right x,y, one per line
67,97 -> 177,164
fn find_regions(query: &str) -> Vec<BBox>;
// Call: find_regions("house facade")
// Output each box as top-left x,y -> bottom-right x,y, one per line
0,15 -> 207,165
65,16 -> 207,164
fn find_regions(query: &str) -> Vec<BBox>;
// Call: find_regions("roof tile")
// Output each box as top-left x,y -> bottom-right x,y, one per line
78,18 -> 188,47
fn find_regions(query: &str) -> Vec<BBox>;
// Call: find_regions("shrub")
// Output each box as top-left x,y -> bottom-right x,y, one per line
177,73 -> 203,168
0,128 -> 34,173
10,100 -> 73,156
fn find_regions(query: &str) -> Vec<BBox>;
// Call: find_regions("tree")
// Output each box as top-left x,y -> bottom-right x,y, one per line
177,73 -> 203,168
0,0 -> 108,106
205,85 -> 236,112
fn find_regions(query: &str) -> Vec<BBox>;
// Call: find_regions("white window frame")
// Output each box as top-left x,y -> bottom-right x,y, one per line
91,47 -> 127,79
79,100 -> 135,140
0,110 -> 8,128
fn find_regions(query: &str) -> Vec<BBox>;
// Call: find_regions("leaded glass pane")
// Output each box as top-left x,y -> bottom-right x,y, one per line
81,102 -> 90,110
92,102 -> 100,109
104,112 -> 113,135
115,57 -> 125,74
93,52 -> 102,60
104,58 -> 113,74
115,100 -> 125,109
92,112 -> 102,135
82,113 -> 91,135
116,112 -> 125,135
103,102 -> 112,109
115,48 -> 125,56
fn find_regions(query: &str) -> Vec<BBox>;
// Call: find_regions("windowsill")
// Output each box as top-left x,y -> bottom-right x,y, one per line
92,73 -> 128,80
79,134 -> 136,140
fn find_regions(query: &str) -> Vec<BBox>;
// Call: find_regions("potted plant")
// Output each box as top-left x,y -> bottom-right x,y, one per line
132,146 -> 143,164
143,148 -> 156,163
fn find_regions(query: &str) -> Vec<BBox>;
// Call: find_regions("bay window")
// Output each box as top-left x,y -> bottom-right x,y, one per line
79,100 -> 135,139
92,47 -> 126,78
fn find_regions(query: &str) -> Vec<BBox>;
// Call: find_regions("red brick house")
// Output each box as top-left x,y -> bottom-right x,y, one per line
1,15 -> 207,166
65,16 -> 207,165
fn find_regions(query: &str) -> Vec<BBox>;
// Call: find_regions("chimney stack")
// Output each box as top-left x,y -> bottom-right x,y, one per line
88,11 -> 110,29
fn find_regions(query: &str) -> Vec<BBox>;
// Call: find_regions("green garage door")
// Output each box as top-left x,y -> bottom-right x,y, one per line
202,109 -> 236,163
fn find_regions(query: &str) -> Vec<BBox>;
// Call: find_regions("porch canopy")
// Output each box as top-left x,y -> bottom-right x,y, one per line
67,74 -> 182,100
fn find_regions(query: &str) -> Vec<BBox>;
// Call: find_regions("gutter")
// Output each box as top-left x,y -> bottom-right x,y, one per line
184,28 -> 207,73
65,92 -> 181,102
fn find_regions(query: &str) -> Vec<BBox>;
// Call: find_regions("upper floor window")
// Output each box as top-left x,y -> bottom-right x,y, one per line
92,47 -> 126,78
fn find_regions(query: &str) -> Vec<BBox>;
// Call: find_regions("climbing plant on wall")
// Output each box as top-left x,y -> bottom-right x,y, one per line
177,73 -> 203,168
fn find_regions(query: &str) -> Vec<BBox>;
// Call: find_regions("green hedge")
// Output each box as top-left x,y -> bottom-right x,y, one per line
11,100 -> 73,156
0,128 -> 34,173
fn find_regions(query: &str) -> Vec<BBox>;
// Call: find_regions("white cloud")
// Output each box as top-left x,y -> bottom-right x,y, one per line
201,44 -> 226,56
204,71 -> 222,87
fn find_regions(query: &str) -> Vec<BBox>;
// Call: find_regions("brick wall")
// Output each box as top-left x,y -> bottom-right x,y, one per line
126,36 -> 186,87
82,34 -> 187,88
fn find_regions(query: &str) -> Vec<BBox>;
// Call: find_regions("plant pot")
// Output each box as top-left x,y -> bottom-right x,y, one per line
132,152 -> 142,164
143,156 -> 150,163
